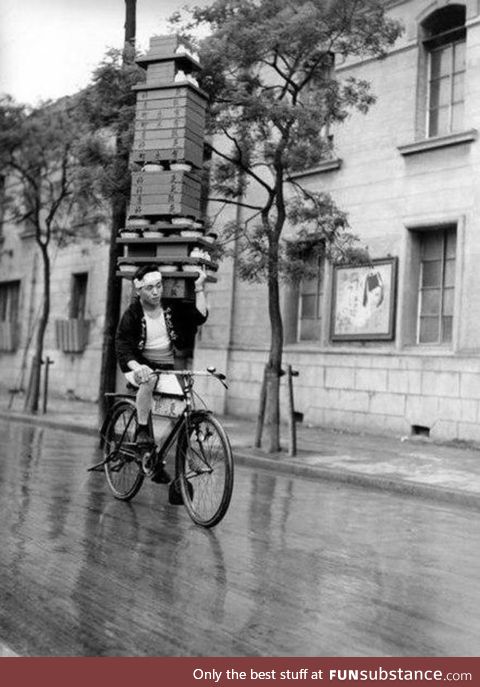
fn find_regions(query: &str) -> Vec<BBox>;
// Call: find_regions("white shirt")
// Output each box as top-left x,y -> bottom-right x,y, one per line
143,310 -> 170,351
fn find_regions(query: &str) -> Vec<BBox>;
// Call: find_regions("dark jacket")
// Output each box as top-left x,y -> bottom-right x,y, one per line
115,297 -> 208,373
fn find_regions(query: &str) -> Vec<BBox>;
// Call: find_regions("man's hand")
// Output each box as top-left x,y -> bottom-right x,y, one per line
133,365 -> 153,384
194,268 -> 207,289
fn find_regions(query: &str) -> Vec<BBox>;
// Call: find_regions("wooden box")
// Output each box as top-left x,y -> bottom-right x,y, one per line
130,138 -> 204,169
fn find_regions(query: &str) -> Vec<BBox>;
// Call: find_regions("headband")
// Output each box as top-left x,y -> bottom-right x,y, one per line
133,270 -> 162,289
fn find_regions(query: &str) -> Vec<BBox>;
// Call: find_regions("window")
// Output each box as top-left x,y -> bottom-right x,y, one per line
70,272 -> 88,319
0,175 -> 5,240
422,6 -> 466,138
298,52 -> 335,167
55,273 -> 90,353
428,38 -> 465,136
0,280 -> 20,322
0,280 -> 20,351
417,228 -> 456,344
298,257 -> 324,341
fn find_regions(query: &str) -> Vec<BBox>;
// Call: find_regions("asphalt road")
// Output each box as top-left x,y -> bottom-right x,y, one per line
1,419 -> 479,656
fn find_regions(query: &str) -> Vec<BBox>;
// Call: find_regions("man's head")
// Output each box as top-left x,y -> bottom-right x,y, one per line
133,264 -> 163,308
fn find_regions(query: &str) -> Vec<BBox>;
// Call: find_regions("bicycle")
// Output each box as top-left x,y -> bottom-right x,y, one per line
92,368 -> 234,528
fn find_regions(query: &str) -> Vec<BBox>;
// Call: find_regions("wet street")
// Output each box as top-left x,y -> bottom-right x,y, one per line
1,419 -> 480,656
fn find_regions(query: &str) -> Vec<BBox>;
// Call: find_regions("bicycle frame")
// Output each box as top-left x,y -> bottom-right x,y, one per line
148,370 -> 213,458
94,368 -> 225,468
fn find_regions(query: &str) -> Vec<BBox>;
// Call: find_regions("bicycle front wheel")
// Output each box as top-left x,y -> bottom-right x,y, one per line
175,411 -> 234,528
103,401 -> 144,501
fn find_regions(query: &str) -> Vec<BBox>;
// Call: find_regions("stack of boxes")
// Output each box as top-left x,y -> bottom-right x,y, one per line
117,35 -> 217,300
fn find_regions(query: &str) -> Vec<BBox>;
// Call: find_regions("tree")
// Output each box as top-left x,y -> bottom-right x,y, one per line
0,95 -> 103,412
173,0 -> 403,452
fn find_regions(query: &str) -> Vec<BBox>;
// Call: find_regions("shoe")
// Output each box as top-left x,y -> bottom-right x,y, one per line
151,460 -> 172,484
168,479 -> 194,505
136,428 -> 156,476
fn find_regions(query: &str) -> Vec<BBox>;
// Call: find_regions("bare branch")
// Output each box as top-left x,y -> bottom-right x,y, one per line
288,177 -> 317,201
207,140 -> 274,195
207,197 -> 264,212
45,152 -> 72,227
7,159 -> 40,192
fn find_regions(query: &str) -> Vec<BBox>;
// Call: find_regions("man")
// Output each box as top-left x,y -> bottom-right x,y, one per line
115,263 -> 208,483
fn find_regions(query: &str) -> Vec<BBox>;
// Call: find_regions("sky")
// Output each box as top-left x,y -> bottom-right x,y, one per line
0,0 -> 206,105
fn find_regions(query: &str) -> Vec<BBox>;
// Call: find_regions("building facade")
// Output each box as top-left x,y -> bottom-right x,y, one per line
0,225 -> 110,404
195,0 -> 480,443
2,0 -> 480,444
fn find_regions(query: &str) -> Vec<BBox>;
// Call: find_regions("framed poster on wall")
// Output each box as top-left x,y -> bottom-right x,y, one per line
330,257 -> 398,341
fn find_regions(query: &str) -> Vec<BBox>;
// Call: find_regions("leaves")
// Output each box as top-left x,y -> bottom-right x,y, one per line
79,47 -> 143,130
175,0 -> 402,283
74,48 -> 145,206
0,94 -> 105,246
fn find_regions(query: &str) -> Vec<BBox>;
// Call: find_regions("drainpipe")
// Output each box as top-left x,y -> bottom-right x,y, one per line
225,178 -> 244,415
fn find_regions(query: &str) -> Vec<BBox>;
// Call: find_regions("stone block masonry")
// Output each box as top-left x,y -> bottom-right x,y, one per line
201,346 -> 480,443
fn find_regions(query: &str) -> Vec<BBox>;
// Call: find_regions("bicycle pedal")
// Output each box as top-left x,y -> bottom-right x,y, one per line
141,449 -> 156,476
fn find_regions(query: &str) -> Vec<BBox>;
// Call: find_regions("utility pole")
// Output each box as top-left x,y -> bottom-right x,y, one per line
124,0 -> 136,49
97,0 -> 137,426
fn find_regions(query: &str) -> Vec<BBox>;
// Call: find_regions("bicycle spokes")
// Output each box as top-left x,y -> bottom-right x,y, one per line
176,414 -> 234,528
103,402 -> 145,501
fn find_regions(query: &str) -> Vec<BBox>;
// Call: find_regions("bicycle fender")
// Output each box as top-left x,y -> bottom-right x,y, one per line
99,397 -> 136,448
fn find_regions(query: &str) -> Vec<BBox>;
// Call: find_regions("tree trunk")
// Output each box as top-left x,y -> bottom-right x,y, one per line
24,244 -> 50,413
264,363 -> 281,452
254,367 -> 267,448
263,252 -> 284,453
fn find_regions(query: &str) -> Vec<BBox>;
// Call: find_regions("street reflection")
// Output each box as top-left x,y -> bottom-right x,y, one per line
0,420 -> 480,656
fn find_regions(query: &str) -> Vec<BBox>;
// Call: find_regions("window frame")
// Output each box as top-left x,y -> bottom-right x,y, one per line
298,51 -> 336,165
416,227 -> 456,346
0,280 -> 20,323
69,272 -> 89,320
426,35 -> 466,138
421,6 -> 467,139
297,256 -> 324,343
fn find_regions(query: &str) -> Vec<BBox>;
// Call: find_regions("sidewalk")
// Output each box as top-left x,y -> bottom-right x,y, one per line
2,394 -> 480,509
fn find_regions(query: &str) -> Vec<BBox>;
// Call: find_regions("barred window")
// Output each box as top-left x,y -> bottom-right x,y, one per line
418,228 -> 456,344
298,257 -> 324,342
423,6 -> 466,137
69,272 -> 88,319
0,280 -> 20,322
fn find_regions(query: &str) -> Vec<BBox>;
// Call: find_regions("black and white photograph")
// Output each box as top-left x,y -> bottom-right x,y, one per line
0,0 -> 480,677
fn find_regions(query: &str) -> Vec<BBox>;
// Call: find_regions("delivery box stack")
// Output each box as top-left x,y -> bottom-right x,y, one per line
117,35 -> 218,299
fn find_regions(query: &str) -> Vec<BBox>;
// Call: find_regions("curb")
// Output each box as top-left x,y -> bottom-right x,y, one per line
1,411 -> 480,511
233,450 -> 480,511
0,411 -> 98,438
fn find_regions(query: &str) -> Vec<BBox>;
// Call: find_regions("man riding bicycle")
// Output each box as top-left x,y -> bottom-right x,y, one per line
115,263 -> 208,484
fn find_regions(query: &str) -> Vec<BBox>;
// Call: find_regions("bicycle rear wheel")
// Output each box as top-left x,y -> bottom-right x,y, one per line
103,401 -> 144,501
175,411 -> 234,528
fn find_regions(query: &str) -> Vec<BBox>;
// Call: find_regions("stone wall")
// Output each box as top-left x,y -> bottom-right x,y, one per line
196,0 -> 480,444
195,343 -> 480,442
